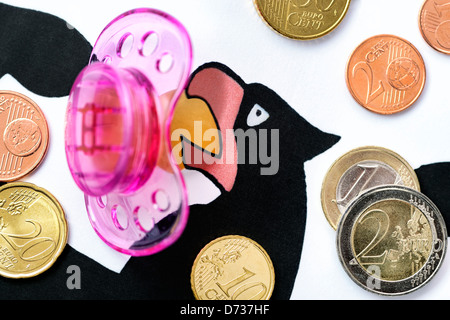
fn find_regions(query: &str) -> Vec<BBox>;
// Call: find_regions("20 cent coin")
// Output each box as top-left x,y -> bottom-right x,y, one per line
0,182 -> 68,278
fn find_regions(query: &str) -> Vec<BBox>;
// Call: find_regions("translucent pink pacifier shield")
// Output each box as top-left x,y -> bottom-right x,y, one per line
65,8 -> 192,256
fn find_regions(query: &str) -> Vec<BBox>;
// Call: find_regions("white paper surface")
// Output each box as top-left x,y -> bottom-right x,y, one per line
1,0 -> 450,299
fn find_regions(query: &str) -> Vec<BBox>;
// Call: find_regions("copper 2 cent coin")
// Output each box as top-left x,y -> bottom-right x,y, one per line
346,34 -> 426,115
0,91 -> 49,181
419,0 -> 450,54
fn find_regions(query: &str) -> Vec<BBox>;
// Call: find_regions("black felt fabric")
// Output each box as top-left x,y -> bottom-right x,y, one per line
0,5 -> 342,299
415,162 -> 450,235
0,3 -> 92,97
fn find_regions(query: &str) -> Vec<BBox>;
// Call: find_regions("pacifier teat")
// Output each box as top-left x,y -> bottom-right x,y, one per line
66,63 -> 160,196
65,8 -> 192,256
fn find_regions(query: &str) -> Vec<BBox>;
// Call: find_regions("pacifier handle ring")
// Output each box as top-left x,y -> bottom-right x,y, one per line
91,8 -> 193,111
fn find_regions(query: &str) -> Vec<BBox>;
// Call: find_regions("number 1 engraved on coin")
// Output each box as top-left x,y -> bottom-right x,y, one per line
335,161 -> 402,213
321,146 -> 420,230
216,267 -> 259,299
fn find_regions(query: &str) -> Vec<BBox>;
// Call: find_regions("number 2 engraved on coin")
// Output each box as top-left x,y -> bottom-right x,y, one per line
0,190 -> 56,268
0,219 -> 55,264
352,61 -> 385,104
354,209 -> 389,265
352,203 -> 433,281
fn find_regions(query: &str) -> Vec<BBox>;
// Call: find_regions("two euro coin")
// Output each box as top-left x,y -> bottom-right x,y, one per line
336,185 -> 447,296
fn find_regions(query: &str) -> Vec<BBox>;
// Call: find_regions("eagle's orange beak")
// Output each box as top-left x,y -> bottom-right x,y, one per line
170,91 -> 221,169
169,66 -> 245,192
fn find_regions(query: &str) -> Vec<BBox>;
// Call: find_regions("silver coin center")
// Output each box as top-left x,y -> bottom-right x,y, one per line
336,160 -> 403,213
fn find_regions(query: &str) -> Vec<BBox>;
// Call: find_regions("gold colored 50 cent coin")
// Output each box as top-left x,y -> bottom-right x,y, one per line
191,235 -> 275,300
0,182 -> 67,278
253,0 -> 351,40
321,146 -> 420,230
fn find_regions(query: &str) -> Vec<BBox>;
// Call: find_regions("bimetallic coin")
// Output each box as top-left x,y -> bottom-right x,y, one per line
321,146 -> 420,230
253,0 -> 351,40
419,0 -> 450,54
336,185 -> 447,296
0,91 -> 49,181
0,182 -> 67,278
191,235 -> 275,300
346,35 -> 426,114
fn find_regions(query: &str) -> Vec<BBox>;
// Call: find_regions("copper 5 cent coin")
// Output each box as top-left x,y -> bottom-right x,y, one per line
0,182 -> 67,278
191,235 -> 275,300
419,0 -> 450,54
346,35 -> 426,114
321,146 -> 420,230
253,0 -> 351,40
0,91 -> 49,181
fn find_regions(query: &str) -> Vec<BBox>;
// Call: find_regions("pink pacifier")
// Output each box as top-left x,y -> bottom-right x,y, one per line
65,8 -> 192,256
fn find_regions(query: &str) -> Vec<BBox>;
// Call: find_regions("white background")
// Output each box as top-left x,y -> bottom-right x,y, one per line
1,0 -> 450,299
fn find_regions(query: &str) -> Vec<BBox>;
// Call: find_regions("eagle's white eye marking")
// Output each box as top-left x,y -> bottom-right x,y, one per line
247,104 -> 269,127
